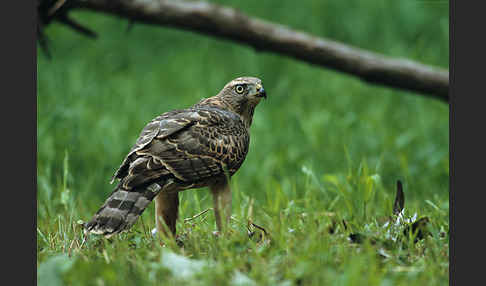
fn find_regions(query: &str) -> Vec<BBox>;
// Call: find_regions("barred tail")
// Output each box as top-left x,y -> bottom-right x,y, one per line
84,182 -> 162,237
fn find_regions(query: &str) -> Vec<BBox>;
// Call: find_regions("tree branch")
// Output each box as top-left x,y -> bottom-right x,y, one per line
74,0 -> 448,101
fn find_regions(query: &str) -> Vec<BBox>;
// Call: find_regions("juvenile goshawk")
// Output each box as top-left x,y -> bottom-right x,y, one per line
84,77 -> 266,238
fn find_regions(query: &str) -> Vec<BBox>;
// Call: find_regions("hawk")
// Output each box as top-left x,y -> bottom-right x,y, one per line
84,77 -> 266,238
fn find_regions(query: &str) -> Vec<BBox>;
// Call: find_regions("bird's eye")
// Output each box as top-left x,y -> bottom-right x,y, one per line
235,85 -> 245,94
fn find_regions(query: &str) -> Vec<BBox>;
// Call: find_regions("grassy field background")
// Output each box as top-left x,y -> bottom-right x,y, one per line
37,1 -> 449,285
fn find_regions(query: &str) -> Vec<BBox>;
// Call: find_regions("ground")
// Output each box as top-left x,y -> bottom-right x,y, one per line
37,1 -> 449,285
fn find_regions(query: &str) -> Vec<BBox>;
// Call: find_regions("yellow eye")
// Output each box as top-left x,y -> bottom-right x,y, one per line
235,85 -> 245,94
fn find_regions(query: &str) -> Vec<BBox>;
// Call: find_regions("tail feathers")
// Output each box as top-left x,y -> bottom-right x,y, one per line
84,182 -> 162,237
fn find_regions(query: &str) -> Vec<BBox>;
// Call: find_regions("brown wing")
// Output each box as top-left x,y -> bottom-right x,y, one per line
111,109 -> 196,183
113,107 -> 250,189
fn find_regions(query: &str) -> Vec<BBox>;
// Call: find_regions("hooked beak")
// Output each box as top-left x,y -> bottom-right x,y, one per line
256,85 -> 267,99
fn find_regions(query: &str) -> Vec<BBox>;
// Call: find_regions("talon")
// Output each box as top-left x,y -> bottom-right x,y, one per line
175,235 -> 185,247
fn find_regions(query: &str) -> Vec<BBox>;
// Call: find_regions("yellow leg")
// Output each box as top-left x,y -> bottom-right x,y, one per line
209,180 -> 232,232
154,191 -> 179,237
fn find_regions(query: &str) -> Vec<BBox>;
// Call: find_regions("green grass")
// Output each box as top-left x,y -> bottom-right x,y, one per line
37,1 -> 449,285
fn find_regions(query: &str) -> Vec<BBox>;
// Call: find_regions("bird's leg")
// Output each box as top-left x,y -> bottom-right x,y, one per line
154,191 -> 179,238
209,180 -> 232,233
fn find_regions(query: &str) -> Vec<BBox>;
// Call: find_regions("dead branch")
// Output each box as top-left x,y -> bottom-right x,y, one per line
67,0 -> 448,101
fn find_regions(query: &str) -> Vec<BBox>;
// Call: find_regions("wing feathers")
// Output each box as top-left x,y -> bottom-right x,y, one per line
112,107 -> 249,187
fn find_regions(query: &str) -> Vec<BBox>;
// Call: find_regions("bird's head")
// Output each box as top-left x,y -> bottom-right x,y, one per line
216,77 -> 266,127
219,76 -> 266,102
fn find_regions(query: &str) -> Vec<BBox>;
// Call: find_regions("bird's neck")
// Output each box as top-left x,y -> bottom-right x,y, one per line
195,96 -> 255,129
239,105 -> 255,129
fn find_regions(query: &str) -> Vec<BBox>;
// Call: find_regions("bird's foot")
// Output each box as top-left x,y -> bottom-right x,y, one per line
151,228 -> 184,247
